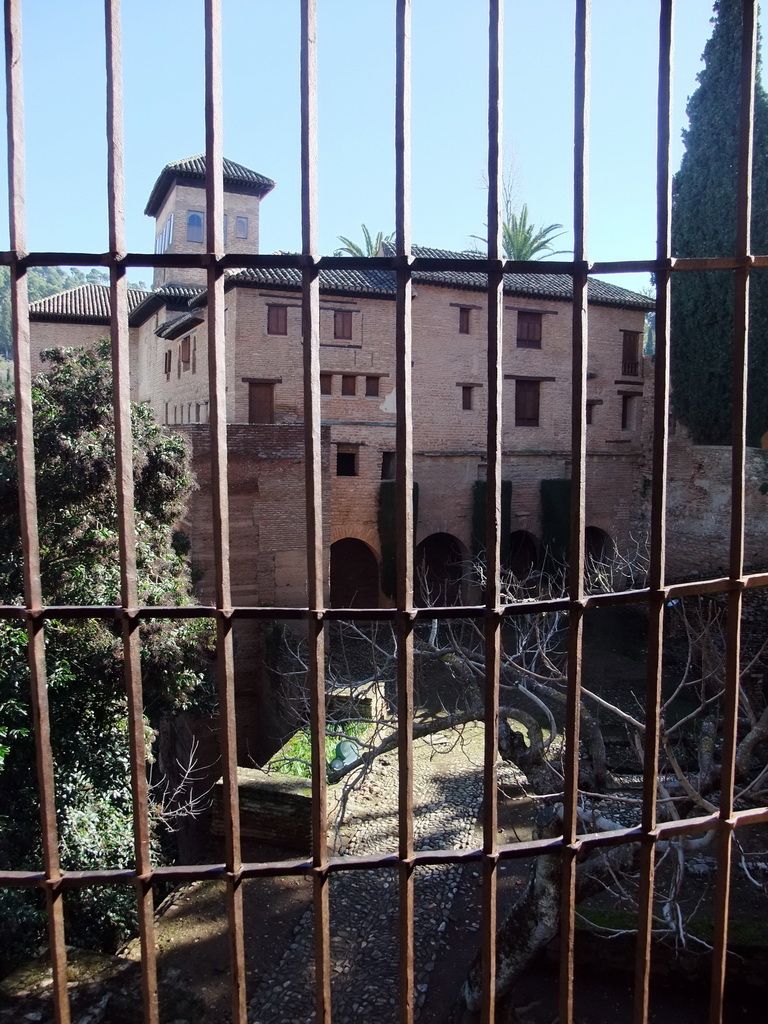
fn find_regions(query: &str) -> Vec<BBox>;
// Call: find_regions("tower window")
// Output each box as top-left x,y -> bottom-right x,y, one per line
186,211 -> 204,243
236,216 -> 248,239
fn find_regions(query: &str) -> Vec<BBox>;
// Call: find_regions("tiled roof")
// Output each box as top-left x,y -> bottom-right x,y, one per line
29,284 -> 152,323
394,244 -> 655,311
127,283 -> 205,326
145,155 -> 275,216
216,265 -> 398,300
155,312 -> 204,340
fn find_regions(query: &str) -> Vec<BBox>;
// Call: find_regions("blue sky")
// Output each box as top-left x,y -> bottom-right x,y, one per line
6,1 -> 727,292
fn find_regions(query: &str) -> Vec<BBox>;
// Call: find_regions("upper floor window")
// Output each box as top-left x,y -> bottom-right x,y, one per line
622,331 -> 642,376
336,444 -> 358,477
517,312 -> 542,349
515,379 -> 540,427
223,214 -> 228,245
621,393 -> 639,431
267,304 -> 288,336
334,310 -> 353,340
163,350 -> 172,378
462,385 -> 474,410
341,374 -> 356,396
180,335 -> 191,370
187,211 -> 204,243
320,373 -> 332,395
365,376 -> 380,397
236,216 -> 248,239
459,307 -> 471,334
155,213 -> 174,254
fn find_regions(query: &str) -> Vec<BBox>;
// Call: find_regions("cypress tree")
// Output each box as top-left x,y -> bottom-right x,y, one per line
671,0 -> 768,446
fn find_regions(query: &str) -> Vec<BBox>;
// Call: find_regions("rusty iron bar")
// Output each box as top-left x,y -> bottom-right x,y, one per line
632,4 -> 674,1022
394,2 -> 416,1022
708,3 -> 756,1021
299,2 -> 332,1021
3,2 -> 70,1020
203,2 -> 247,1021
479,3 -> 504,1022
104,2 -> 160,1021
5,801 -> 768,892
559,3 -> 590,1021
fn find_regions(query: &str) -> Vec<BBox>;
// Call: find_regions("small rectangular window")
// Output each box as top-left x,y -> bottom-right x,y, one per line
267,305 -> 288,335
365,376 -> 379,397
223,214 -> 228,245
334,310 -> 353,340
381,451 -> 396,480
342,374 -> 356,396
164,350 -> 172,377
586,400 -> 595,425
621,393 -> 638,431
515,380 -> 540,427
320,373 -> 332,395
517,312 -> 542,348
180,335 -> 191,368
462,385 -> 473,410
459,307 -> 470,334
336,446 -> 358,476
236,216 -> 248,239
195,403 -> 201,423
622,331 -> 641,376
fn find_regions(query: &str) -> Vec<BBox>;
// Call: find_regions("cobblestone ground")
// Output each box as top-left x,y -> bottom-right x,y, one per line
248,724 -> 521,1024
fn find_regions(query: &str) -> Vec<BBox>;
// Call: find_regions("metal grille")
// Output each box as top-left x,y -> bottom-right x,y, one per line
1,2 -> 767,1023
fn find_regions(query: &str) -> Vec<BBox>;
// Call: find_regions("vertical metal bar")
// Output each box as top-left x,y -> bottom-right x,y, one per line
204,3 -> 247,1021
560,2 -> 590,1021
633,5 -> 674,1022
4,3 -> 70,1020
709,3 -> 755,1020
394,3 -> 414,1022
300,4 -> 331,1022
104,2 -> 159,1021
481,2 -> 503,1021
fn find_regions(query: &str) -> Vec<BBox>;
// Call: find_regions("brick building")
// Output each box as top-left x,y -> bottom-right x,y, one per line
29,155 -> 655,618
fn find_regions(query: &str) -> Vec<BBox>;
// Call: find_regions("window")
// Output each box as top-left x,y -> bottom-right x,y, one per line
195,403 -> 201,423
336,445 -> 358,476
365,376 -> 379,397
236,216 -> 248,239
462,385 -> 473,410
459,306 -> 470,334
180,335 -> 191,369
267,304 -> 288,335
341,374 -> 356,396
334,310 -> 353,340
320,373 -> 332,395
517,311 -> 542,348
249,382 -> 275,423
381,451 -> 396,480
621,393 -> 638,431
163,349 -> 172,378
622,330 -> 641,376
515,380 -> 540,426
586,400 -> 596,425
186,211 -> 203,243
223,214 -> 228,245
155,213 -> 174,254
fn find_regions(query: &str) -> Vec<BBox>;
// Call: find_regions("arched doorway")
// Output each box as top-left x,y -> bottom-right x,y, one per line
330,539 -> 380,608
506,530 -> 539,579
585,526 -> 614,565
414,532 -> 465,607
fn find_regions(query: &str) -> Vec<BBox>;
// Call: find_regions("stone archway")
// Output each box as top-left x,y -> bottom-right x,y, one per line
585,526 -> 614,564
414,532 -> 466,607
506,530 -> 539,579
330,538 -> 380,608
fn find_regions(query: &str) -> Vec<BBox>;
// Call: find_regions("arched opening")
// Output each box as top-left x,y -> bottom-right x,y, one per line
585,526 -> 613,565
414,532 -> 465,607
330,539 -> 380,608
506,530 -> 539,579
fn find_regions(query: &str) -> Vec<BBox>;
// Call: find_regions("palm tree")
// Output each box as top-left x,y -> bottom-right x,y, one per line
500,203 -> 567,261
335,224 -> 393,257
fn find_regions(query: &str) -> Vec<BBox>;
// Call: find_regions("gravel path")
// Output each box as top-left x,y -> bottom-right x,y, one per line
248,724 -> 521,1024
